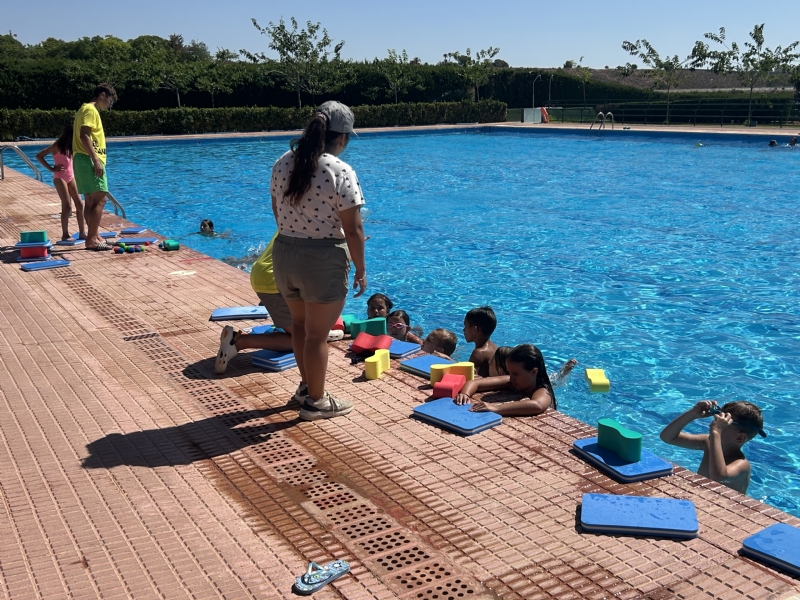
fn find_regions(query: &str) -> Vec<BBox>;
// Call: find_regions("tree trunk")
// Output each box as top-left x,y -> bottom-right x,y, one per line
666,86 -> 671,125
747,86 -> 754,124
297,85 -> 302,109
176,88 -> 181,108
211,90 -> 215,108
395,88 -> 398,104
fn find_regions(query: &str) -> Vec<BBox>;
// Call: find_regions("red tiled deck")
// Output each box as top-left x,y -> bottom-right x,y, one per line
1,165 -> 799,599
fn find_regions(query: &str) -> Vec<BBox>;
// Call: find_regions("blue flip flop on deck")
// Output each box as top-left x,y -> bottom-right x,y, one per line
573,437 -> 673,483
399,353 -> 454,378
292,560 -> 350,596
412,397 -> 502,435
741,523 -> 800,577
389,339 -> 422,359
251,349 -> 297,372
56,233 -> 85,246
580,493 -> 698,539
20,259 -> 71,272
120,227 -> 147,234
210,306 -> 269,321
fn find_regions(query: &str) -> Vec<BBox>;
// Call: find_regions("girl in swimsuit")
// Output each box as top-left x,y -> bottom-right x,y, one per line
36,126 -> 86,241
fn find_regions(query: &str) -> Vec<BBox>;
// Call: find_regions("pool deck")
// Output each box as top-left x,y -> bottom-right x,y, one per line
2,164 -> 800,600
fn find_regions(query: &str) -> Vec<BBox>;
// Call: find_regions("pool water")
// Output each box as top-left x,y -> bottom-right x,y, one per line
10,130 -> 800,516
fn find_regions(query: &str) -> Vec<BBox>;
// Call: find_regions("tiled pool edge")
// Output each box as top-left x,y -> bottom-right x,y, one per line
2,166 -> 800,599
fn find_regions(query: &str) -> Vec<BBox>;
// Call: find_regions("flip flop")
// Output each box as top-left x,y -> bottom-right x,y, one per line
292,560 -> 350,596
86,241 -> 111,251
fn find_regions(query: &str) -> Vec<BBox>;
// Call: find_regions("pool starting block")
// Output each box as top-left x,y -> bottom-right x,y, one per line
585,369 -> 610,393
412,398 -> 502,436
365,349 -> 390,380
580,493 -> 698,539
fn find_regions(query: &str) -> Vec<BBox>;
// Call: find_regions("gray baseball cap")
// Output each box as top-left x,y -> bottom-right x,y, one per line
317,101 -> 356,135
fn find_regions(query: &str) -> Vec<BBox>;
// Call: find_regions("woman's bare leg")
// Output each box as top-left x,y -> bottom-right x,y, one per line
53,179 -> 72,239
67,179 -> 87,238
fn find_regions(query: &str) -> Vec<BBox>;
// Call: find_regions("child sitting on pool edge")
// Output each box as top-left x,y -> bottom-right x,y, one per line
463,306 -> 498,377
660,400 -> 765,494
387,310 -> 424,344
422,328 -> 457,357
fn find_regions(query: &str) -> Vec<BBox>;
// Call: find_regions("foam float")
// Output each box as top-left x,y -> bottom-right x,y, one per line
365,349 -> 390,380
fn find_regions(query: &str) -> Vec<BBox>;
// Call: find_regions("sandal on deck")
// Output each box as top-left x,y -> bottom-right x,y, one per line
292,560 -> 350,595
86,241 -> 110,251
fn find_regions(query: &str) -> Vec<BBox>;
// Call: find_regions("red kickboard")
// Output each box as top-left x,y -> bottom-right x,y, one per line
432,374 -> 467,399
351,332 -> 393,354
332,316 -> 345,331
20,246 -> 50,259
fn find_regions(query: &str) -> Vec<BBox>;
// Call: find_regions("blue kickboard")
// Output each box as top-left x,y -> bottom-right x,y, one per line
573,437 -> 673,483
250,324 -> 276,334
115,237 -> 158,245
742,523 -> 800,577
15,241 -> 53,248
251,349 -> 296,364
580,493 -> 698,539
56,237 -> 85,246
413,398 -> 502,436
253,361 -> 297,373
120,227 -> 147,234
17,254 -> 51,263
210,306 -> 269,321
389,339 -> 422,359
399,354 -> 454,377
100,231 -> 117,239
20,259 -> 71,272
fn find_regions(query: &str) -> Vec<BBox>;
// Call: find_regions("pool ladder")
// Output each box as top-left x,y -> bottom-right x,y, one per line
590,112 -> 615,130
0,144 -> 126,218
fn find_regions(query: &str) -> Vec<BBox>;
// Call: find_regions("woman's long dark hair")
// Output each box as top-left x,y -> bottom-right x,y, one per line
507,344 -> 556,409
55,126 -> 73,158
285,112 -> 343,206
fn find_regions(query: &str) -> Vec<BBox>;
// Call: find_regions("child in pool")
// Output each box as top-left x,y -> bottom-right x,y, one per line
421,328 -> 457,357
490,346 -> 578,387
463,306 -> 498,377
660,400 -> 765,494
35,126 -> 86,241
200,219 -> 214,234
367,293 -> 393,319
387,310 -> 424,344
454,344 -> 555,416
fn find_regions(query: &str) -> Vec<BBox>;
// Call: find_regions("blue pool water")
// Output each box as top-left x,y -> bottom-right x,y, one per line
9,130 -> 800,516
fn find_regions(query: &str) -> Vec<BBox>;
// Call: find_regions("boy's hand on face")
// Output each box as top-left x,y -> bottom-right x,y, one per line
709,412 -> 732,435
690,400 -> 717,419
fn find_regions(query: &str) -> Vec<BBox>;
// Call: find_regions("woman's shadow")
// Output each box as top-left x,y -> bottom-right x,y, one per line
82,406 -> 300,469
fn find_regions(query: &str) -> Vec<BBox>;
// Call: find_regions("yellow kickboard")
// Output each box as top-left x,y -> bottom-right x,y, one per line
365,349 -> 390,380
430,362 -> 475,385
585,368 -> 610,393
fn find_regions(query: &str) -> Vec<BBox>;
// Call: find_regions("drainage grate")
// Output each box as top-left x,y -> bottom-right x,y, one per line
372,547 -> 432,573
122,332 -> 160,342
355,531 -> 414,557
304,481 -> 348,499
250,445 -> 308,464
269,457 -> 318,477
407,579 -> 477,599
391,562 -> 453,592
279,469 -> 329,487
327,504 -> 378,526
311,492 -> 359,511
339,517 -> 394,540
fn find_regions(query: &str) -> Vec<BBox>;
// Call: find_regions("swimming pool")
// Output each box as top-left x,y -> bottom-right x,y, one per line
10,129 -> 800,517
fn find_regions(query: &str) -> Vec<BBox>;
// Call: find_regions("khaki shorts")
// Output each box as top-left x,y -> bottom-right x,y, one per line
273,235 -> 351,304
256,292 -> 293,332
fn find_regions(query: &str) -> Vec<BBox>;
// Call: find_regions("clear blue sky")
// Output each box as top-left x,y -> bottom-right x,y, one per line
3,0 -> 797,68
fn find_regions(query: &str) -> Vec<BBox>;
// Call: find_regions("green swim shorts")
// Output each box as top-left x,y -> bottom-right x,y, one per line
73,153 -> 108,195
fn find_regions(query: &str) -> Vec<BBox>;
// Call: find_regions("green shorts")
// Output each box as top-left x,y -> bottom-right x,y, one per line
272,235 -> 351,304
74,153 -> 108,195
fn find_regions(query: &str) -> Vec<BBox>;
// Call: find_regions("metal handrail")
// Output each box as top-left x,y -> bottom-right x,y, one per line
589,112 -> 606,130
105,192 -> 126,219
0,145 -> 44,181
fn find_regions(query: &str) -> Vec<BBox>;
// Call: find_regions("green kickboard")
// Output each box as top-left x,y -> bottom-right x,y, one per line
340,314 -> 356,335
349,317 -> 387,336
597,418 -> 642,463
20,230 -> 48,244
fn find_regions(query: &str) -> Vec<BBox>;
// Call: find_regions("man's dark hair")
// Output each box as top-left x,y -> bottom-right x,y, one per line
465,306 -> 497,337
93,83 -> 117,102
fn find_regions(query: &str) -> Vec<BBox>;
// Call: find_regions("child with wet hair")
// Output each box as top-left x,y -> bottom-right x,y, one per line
387,309 -> 424,344
366,293 -> 393,319
455,344 -> 555,416
200,219 -> 214,234
463,306 -> 498,377
660,400 -> 765,494
421,328 -> 457,357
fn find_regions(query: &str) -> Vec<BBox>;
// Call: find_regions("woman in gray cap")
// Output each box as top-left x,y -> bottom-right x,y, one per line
271,101 -> 367,420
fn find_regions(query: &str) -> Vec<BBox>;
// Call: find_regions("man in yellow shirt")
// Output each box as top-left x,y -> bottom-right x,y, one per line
72,83 -> 116,250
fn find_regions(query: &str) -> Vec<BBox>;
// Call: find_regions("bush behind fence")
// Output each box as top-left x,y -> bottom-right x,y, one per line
0,100 -> 507,141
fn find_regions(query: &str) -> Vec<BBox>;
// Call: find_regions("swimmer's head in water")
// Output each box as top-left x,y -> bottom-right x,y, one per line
768,140 -> 778,147
200,219 -> 214,232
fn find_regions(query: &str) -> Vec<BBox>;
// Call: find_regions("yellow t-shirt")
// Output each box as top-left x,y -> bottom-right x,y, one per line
73,103 -> 106,164
250,232 -> 279,295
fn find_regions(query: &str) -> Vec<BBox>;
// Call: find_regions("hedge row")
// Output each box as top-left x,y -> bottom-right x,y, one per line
0,100 -> 507,141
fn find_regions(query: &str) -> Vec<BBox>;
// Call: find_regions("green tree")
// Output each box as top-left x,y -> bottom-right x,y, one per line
443,46 -> 500,101
691,24 -> 799,124
622,39 -> 692,124
243,17 -> 350,108
575,56 -> 592,105
378,49 -> 418,104
195,61 -> 243,107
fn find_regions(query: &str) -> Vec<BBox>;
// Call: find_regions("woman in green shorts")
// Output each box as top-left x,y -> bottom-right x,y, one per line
271,101 -> 367,421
